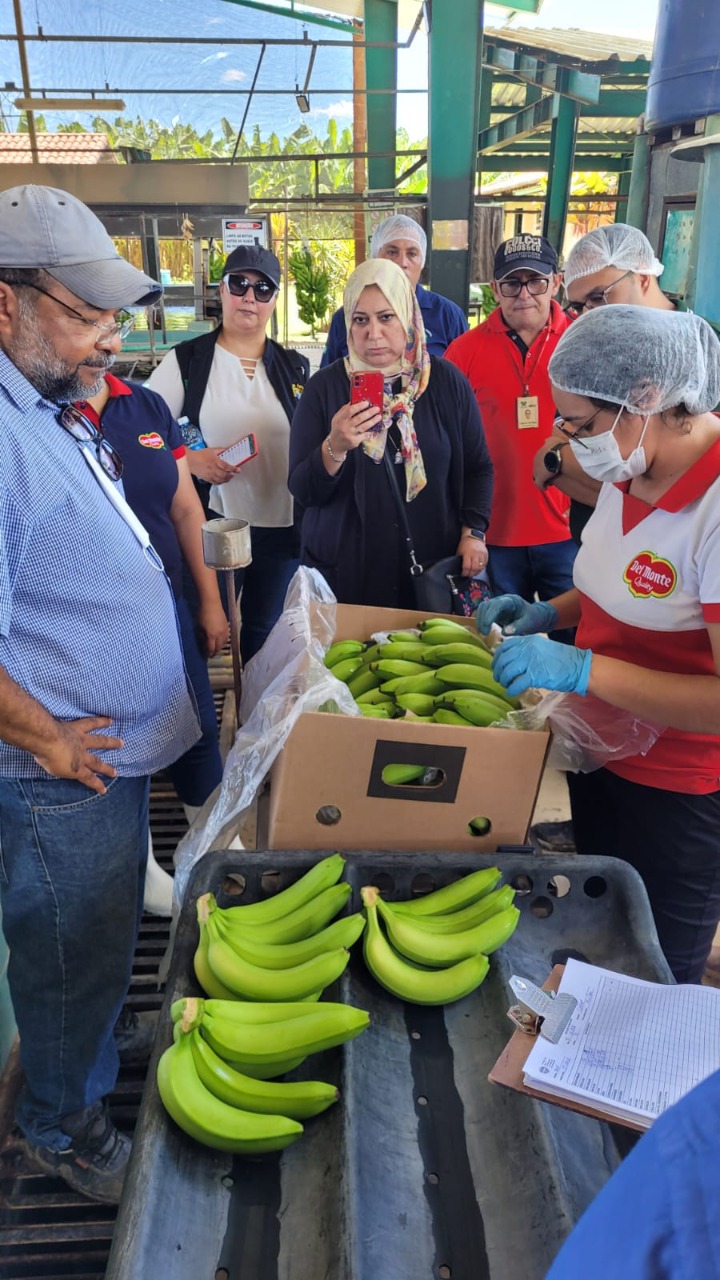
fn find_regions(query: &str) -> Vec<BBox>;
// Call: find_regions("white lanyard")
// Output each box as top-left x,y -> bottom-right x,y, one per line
80,446 -> 165,571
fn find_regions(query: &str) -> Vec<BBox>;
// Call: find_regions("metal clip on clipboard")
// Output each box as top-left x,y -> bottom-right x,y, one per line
507,975 -> 577,1044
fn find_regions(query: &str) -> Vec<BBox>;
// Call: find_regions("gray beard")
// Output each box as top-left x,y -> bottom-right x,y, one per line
8,302 -> 115,403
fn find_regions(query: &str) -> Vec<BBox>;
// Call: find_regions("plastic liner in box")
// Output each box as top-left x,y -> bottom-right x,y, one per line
107,850 -> 672,1280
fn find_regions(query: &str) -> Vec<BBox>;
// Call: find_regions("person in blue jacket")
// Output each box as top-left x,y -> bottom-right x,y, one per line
320,213 -> 467,366
545,1066 -> 720,1280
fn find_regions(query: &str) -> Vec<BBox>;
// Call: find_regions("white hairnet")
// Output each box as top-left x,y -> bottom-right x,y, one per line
564,224 -> 664,287
371,213 -> 426,266
548,305 -> 720,415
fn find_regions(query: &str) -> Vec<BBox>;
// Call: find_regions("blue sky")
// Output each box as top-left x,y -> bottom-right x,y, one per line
0,0 -> 660,143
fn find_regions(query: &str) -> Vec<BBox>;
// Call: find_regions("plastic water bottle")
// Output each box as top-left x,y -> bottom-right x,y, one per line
178,416 -> 205,451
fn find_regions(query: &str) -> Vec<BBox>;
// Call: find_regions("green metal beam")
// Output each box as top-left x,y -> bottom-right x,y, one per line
365,0 -> 397,193
542,94 -> 579,250
485,0 -> 542,9
615,167 -> 632,222
625,130 -> 650,229
482,43 -> 601,104
428,0 -> 483,309
219,0 -> 353,33
583,89 -> 646,117
479,94 -> 554,152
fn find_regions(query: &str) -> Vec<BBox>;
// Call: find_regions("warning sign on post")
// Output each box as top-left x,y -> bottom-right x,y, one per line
222,217 -> 269,253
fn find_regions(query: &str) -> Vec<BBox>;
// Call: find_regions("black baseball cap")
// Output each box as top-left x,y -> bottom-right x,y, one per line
223,244 -> 281,289
493,234 -> 558,280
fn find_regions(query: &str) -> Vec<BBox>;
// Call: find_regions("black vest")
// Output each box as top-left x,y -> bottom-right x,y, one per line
173,327 -> 309,428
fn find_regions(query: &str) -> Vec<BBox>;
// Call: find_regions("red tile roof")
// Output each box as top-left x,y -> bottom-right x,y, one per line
0,133 -> 118,164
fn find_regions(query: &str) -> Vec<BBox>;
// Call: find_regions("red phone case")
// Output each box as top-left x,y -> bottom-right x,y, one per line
350,371 -> 384,415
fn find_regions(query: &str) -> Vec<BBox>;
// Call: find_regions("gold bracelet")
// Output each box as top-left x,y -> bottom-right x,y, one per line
326,437 -> 347,464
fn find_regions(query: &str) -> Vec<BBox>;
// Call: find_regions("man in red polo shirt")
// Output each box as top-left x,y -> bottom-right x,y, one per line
446,234 -> 575,640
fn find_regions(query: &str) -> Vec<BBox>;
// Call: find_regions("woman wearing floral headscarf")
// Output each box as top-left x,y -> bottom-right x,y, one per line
289,259 -> 493,607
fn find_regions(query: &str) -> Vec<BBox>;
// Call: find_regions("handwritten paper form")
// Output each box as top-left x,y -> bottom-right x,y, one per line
523,958 -> 720,1128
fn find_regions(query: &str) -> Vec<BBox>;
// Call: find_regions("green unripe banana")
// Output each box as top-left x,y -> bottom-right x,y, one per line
205,913 -> 350,1001
421,643 -> 493,670
387,630 -> 423,642
434,688 -> 513,719
220,883 -> 353,945
420,617 -> 490,647
200,998 -> 353,1024
156,1032 -> 304,1153
375,898 -> 520,967
434,664 -> 518,706
433,708 -> 474,726
200,1003 -> 370,1068
380,672 -> 446,697
361,887 -> 489,1005
370,659 -> 430,678
324,639 -> 366,669
215,911 -> 365,971
393,885 -> 516,934
433,693 -> 507,727
387,864 -> 502,916
346,667 -> 382,698
395,693 -> 437,717
330,656 -> 365,683
213,852 -> 345,927
378,642 -> 431,662
380,763 -> 429,786
359,704 -> 393,718
467,816 -> 492,837
355,688 -> 395,707
193,921 -> 240,1000
189,1029 -> 339,1120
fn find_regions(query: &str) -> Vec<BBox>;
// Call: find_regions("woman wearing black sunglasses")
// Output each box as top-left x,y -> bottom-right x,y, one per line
147,245 -> 309,663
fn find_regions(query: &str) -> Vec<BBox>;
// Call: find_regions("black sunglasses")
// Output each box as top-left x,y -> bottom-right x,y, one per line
57,406 -> 124,481
223,273 -> 277,301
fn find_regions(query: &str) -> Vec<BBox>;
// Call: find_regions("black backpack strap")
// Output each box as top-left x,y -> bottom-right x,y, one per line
174,329 -> 221,425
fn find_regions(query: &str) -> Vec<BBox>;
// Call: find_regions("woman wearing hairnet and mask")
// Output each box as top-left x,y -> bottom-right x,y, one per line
477,304 -> 720,984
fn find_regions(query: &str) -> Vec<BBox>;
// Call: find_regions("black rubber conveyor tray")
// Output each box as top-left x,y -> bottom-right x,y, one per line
106,850 -> 672,1280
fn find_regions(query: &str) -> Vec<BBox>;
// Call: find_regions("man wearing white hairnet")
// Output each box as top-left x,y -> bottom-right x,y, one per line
478,303 -> 720,985
320,213 -> 467,365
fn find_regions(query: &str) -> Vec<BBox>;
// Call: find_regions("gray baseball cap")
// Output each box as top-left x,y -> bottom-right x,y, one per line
0,185 -> 162,308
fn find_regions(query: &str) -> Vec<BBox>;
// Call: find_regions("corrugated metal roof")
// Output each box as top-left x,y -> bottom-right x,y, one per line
484,26 -> 652,68
0,133 -> 119,163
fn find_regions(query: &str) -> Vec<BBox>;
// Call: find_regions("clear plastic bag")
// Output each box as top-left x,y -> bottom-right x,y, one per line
495,690 -> 664,774
172,567 -> 358,909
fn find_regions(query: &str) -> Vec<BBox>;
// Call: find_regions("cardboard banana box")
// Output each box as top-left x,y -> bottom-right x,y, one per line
266,604 -> 550,854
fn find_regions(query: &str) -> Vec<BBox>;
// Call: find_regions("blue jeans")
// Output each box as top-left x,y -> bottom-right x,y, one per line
0,774 -> 149,1149
487,540 -> 578,644
217,526 -> 299,665
166,596 -> 223,808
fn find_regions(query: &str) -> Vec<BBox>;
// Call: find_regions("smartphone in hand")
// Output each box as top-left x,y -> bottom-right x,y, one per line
350,371 -> 384,427
218,433 -> 259,467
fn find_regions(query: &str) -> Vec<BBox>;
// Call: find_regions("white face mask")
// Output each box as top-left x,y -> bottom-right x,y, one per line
569,404 -> 650,483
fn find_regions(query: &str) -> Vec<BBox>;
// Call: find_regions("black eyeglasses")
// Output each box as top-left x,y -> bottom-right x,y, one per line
565,270 -> 635,317
223,274 -> 277,302
552,412 -> 602,450
57,406 -> 124,480
498,276 -> 551,298
20,282 -> 135,339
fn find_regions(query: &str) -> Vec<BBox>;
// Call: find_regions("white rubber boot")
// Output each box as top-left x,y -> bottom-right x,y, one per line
142,832 -> 174,916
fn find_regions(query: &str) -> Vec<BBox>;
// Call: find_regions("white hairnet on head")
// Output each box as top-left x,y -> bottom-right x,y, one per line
564,224 -> 664,287
371,213 -> 427,266
548,305 -> 720,415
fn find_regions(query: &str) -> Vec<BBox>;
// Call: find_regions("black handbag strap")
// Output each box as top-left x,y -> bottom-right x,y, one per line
383,447 -> 424,578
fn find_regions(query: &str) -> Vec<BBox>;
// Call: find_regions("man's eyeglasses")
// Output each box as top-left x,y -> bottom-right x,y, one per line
565,270 -> 635,317
57,406 -> 124,481
20,281 -> 135,340
223,274 -> 277,302
497,275 -> 551,298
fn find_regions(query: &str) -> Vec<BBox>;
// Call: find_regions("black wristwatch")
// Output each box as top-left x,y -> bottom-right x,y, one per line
543,441 -> 566,480
468,528 -> 486,541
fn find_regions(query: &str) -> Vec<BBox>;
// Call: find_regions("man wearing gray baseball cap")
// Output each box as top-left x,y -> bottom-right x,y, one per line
0,185 -> 199,1203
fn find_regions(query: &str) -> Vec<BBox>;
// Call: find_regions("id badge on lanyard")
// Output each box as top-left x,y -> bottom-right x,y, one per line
517,395 -> 539,428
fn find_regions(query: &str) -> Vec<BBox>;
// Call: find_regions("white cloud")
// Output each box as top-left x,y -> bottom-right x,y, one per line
221,68 -> 247,83
309,99 -> 353,119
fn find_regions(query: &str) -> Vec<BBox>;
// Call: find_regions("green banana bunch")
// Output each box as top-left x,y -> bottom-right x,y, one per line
434,688 -> 513,719
217,852 -> 345,926
199,1003 -> 370,1069
214,911 -> 365,970
433,692 -> 508,727
189,1028 -> 339,1120
202,910 -> 350,1001
220,883 -> 353,946
370,659 -> 429,679
193,920 -> 240,1000
419,617 -> 490,647
421,643 -> 493,670
361,886 -> 489,1005
389,864 -> 502,916
324,639 -> 366,669
433,708 -> 473,726
157,1032 -> 304,1153
374,898 -> 520,967
172,996 -> 355,1026
434,664 -> 518,706
359,704 -> 394,718
380,763 -> 430,786
395,692 -> 437,717
392,884 -> 516,933
346,667 -> 382,698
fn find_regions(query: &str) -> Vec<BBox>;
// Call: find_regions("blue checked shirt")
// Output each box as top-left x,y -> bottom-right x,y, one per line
0,351 -> 200,777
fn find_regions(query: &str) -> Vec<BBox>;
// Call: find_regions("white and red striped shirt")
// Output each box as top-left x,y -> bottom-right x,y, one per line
574,439 -> 720,793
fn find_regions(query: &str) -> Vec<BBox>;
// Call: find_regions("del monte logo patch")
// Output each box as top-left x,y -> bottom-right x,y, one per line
138,432 -> 165,450
623,550 -> 677,599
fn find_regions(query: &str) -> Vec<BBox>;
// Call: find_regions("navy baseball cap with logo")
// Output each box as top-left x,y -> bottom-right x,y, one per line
493,234 -> 558,280
223,244 -> 281,289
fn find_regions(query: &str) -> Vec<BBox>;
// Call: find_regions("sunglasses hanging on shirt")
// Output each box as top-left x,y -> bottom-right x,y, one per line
223,274 -> 277,302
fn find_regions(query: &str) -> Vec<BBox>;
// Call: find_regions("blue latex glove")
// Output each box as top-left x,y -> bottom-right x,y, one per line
492,635 -> 592,698
475,594 -> 559,637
